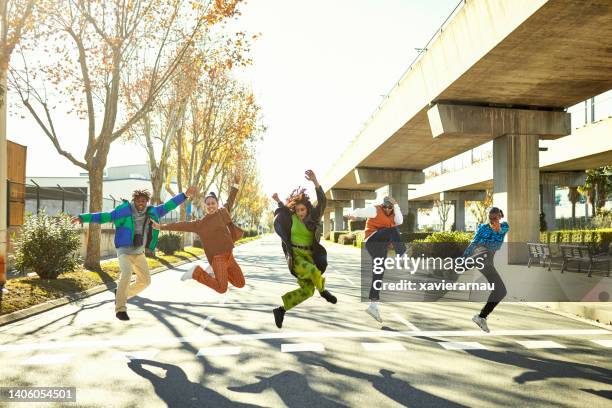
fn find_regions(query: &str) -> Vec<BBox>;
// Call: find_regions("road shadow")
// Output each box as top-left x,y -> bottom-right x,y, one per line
465,349 -> 612,385
127,359 -> 263,408
229,370 -> 346,407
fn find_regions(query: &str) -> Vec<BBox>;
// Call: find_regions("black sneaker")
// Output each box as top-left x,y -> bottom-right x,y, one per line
116,311 -> 130,321
320,290 -> 337,304
273,307 -> 285,328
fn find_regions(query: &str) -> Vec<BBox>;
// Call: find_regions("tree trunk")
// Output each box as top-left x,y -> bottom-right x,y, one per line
150,167 -> 163,205
84,164 -> 105,271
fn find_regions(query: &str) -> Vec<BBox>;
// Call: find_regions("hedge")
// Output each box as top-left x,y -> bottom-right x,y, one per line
338,233 -> 356,245
411,231 -> 473,259
540,228 -> 612,253
332,231 -> 349,243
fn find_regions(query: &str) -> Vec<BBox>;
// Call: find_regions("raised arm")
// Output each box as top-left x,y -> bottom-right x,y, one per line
224,185 -> 239,213
150,186 -> 196,218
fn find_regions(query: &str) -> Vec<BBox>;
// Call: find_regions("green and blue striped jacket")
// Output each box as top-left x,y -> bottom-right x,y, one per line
79,193 -> 187,250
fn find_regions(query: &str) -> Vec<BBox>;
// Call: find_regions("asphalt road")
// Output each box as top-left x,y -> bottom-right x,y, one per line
1,234 -> 611,407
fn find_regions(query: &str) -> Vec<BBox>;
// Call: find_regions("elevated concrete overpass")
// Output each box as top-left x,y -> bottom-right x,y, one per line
410,117 -> 612,230
322,0 -> 612,262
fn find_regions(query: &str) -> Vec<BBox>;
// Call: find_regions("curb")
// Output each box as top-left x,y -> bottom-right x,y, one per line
0,257 -> 200,327
533,302 -> 612,326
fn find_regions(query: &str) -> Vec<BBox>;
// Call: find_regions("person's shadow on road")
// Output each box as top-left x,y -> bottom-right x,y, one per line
229,370 -> 347,407
127,359 -> 262,408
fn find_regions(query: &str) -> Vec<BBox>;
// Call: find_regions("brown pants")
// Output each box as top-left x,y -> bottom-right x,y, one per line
193,251 -> 245,294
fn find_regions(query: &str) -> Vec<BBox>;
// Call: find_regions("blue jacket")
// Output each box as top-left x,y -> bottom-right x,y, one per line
463,222 -> 509,257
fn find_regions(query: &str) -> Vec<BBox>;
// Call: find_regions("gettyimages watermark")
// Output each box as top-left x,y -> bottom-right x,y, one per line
360,242 -> 611,303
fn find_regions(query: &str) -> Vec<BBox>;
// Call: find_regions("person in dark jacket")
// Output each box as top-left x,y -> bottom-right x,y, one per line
271,170 -> 337,328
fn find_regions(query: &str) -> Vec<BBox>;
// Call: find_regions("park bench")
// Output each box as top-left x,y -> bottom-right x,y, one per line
527,242 -> 560,271
559,244 -> 611,277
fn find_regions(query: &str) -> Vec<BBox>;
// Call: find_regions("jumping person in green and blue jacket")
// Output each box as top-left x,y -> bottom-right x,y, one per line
72,186 -> 195,321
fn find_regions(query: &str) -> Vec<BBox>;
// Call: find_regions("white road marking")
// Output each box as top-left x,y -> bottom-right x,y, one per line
199,316 -> 215,331
439,342 -> 487,350
361,342 -> 406,352
281,343 -> 325,353
0,329 -> 609,353
392,313 -> 421,331
516,340 -> 566,349
197,346 -> 241,356
20,353 -> 75,365
591,339 -> 612,348
112,349 -> 160,361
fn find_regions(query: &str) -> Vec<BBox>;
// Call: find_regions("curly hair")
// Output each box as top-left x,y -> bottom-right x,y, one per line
285,187 -> 312,213
132,189 -> 151,201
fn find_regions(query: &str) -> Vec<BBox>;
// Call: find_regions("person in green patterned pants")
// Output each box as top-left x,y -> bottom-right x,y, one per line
271,170 -> 337,328
281,215 -> 327,310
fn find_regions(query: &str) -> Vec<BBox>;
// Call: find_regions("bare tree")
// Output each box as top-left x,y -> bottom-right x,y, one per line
9,0 -> 241,270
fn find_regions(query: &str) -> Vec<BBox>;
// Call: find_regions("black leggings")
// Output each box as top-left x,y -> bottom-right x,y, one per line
475,251 -> 507,318
365,227 -> 407,301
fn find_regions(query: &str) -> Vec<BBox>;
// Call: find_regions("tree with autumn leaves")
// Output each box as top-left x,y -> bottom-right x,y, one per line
8,0 -> 266,270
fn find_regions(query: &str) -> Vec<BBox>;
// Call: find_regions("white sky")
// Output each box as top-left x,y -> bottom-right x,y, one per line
9,0 -> 460,199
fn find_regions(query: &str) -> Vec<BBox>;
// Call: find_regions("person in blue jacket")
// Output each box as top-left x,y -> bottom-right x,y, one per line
463,207 -> 509,333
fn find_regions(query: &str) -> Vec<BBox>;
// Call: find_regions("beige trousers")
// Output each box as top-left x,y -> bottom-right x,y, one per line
116,253 -> 151,313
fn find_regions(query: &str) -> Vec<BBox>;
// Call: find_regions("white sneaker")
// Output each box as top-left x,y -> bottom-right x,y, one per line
366,303 -> 383,323
182,264 -> 212,281
472,315 -> 490,333
181,265 -> 197,281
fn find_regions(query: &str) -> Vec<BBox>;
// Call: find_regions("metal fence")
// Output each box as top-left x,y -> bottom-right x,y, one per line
7,181 -> 181,226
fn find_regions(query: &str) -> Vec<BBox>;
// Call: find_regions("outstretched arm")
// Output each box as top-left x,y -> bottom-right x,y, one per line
74,205 -> 127,225
348,206 -> 377,219
151,219 -> 200,233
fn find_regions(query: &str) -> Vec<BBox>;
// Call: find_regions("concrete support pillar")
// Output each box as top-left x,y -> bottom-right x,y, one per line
334,206 -> 345,232
493,134 -> 540,264
352,199 -> 365,209
389,183 -> 415,232
454,199 -> 465,231
323,211 -> 331,240
540,184 -> 556,231
440,191 -> 485,232
388,184 -> 408,214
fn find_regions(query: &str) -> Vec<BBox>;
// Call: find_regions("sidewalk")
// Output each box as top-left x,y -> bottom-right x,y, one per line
326,239 -> 612,326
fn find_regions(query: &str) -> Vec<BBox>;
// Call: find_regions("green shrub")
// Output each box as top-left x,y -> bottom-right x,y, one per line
242,228 -> 259,238
540,228 -> 612,253
354,231 -> 365,248
592,209 -> 612,228
11,211 -> 81,279
411,231 -> 473,259
193,237 -> 203,248
332,231 -> 348,243
338,233 -> 355,245
400,232 -> 433,243
157,232 -> 183,255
